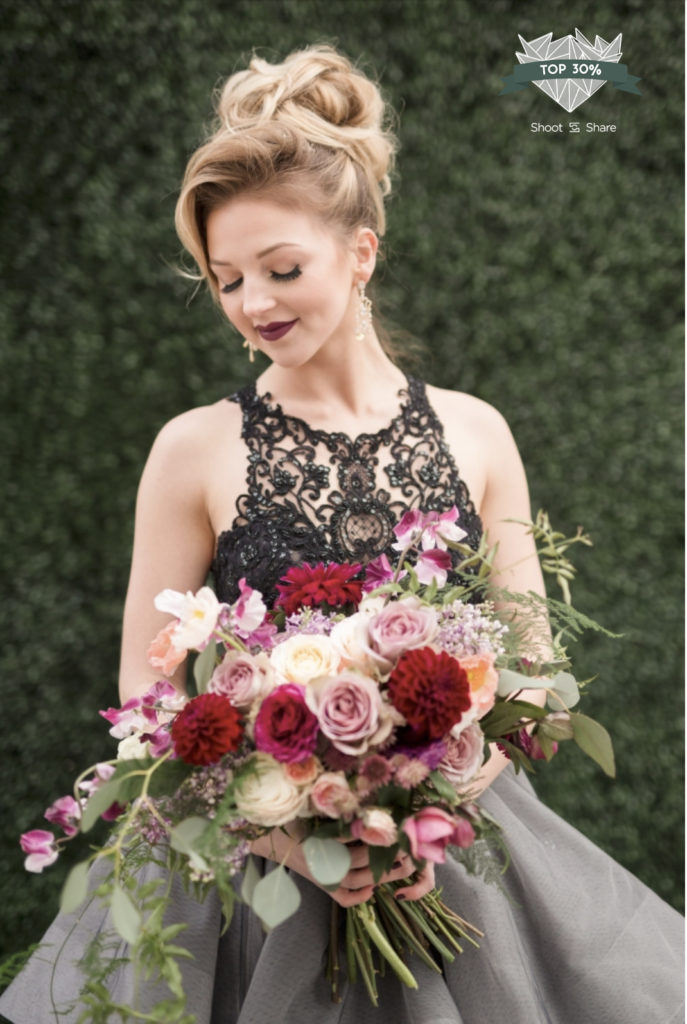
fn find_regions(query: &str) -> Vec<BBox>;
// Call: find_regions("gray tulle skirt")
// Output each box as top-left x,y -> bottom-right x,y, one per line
1,768 -> 683,1024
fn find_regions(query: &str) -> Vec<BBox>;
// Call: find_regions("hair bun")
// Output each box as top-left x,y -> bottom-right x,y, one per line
215,45 -> 396,192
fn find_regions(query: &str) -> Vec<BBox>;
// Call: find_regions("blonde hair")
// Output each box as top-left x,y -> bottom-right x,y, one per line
175,44 -> 398,302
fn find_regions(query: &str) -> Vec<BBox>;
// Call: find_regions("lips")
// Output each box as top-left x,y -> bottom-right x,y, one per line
257,320 -> 297,342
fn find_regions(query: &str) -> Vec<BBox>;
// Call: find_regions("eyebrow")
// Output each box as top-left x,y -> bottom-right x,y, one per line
209,242 -> 302,267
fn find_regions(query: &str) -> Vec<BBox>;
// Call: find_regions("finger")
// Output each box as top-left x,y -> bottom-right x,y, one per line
394,862 -> 436,902
330,883 -> 375,908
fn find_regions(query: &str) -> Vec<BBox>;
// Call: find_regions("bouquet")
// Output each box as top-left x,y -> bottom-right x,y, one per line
17,508 -> 615,1020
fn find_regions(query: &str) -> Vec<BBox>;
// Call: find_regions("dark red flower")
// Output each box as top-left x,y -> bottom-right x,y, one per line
388,647 -> 472,742
254,684 -> 319,763
274,561 -> 363,615
171,693 -> 244,766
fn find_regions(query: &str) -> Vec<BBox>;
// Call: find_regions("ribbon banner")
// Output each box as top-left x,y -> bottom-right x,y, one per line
501,61 -> 641,95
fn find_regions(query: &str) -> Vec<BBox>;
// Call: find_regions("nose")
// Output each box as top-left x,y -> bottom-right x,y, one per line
241,277 -> 277,321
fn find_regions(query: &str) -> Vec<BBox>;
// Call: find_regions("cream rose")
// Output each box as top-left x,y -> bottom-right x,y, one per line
117,734 -> 150,761
234,753 -> 310,827
270,633 -> 340,685
329,613 -> 381,675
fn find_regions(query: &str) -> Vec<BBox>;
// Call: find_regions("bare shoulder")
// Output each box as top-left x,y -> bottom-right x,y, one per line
425,384 -> 513,444
424,384 -> 519,511
146,398 -> 243,474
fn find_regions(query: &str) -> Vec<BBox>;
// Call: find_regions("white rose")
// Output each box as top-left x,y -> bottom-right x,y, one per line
117,734 -> 150,760
329,613 -> 381,675
270,633 -> 340,685
234,753 -> 310,827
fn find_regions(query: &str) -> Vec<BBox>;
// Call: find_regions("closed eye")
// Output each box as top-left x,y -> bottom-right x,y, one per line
219,265 -> 302,295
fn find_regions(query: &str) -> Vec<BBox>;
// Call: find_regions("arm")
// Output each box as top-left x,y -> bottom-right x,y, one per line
118,411 -> 218,703
469,404 -> 550,795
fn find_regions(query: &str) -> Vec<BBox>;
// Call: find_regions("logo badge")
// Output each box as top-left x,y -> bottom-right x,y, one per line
500,29 -> 640,111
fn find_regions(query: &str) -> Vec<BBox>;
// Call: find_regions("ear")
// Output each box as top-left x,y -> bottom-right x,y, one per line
352,227 -> 379,283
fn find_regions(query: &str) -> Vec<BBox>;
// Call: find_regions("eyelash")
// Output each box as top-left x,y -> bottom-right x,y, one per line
220,265 -> 302,295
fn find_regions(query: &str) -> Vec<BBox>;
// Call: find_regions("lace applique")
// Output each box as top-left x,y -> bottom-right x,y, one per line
212,376 -> 483,606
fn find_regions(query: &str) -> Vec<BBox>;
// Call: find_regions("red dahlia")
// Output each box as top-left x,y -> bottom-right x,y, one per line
171,693 -> 244,766
388,647 -> 472,743
274,561 -> 363,616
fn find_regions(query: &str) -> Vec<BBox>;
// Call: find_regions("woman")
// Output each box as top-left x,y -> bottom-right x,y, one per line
0,44 -> 682,1024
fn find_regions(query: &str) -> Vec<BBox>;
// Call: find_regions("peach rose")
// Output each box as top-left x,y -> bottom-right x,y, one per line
461,652 -> 498,719
351,807 -> 398,846
310,772 -> 359,819
284,755 -> 322,786
147,622 -> 187,675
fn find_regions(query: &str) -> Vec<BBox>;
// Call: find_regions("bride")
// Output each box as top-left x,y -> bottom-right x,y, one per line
0,43 -> 682,1024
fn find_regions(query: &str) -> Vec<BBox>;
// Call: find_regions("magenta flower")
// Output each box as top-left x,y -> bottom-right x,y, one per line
99,697 -> 148,739
392,509 -> 425,550
362,553 -> 402,593
78,762 -> 116,796
44,795 -> 81,838
254,684 -> 319,763
415,548 -> 452,587
20,830 -> 59,873
417,507 -> 466,551
233,578 -> 268,636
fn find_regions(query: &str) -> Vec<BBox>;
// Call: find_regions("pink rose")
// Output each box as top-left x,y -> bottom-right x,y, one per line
365,597 -> 438,672
20,830 -> 59,873
44,796 -> 81,838
147,622 -> 187,675
208,649 -> 274,709
351,807 -> 398,846
451,817 -> 476,849
306,672 -> 392,756
438,722 -> 485,787
310,772 -> 359,819
402,806 -> 469,864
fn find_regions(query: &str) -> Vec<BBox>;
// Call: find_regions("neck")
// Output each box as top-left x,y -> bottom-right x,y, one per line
257,333 -> 407,419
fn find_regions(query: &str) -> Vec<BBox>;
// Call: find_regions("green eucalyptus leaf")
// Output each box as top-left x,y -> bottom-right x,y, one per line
252,867 -> 301,929
569,712 -> 616,777
193,641 -> 217,694
169,816 -> 210,871
302,836 -> 351,886
240,854 -> 261,907
110,883 -> 142,945
60,859 -> 91,914
548,671 -> 580,709
497,668 -> 539,697
81,779 -> 122,833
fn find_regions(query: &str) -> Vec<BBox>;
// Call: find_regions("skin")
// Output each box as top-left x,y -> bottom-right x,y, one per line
119,196 -> 548,907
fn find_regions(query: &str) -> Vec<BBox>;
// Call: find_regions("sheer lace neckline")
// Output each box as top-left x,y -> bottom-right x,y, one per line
248,376 -> 412,447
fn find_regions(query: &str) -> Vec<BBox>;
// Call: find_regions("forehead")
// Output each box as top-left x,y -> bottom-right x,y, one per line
206,197 -> 341,265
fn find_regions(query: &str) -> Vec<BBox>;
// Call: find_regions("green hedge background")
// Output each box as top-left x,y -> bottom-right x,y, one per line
0,0 -> 683,963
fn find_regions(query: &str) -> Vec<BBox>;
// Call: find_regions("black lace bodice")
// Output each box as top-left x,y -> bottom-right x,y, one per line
211,376 -> 483,606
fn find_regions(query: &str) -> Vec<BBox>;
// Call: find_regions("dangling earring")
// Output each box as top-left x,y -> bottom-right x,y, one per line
355,280 -> 373,341
242,338 -> 257,363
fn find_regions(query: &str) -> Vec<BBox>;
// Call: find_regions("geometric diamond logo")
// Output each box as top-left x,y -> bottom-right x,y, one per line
516,28 -> 623,112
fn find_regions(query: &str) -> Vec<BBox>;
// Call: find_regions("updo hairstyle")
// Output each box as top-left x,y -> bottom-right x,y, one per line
175,44 -> 398,303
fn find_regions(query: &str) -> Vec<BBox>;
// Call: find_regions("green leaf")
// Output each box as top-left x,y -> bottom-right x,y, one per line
569,712 -> 616,777
193,641 -> 217,694
302,836 -> 351,887
110,883 -> 142,944
81,779 -> 122,832
169,816 -> 210,871
60,859 -> 91,914
252,867 -> 301,929
428,769 -> 459,804
497,667 -> 541,697
240,854 -> 261,907
368,843 -> 398,884
548,671 -> 580,709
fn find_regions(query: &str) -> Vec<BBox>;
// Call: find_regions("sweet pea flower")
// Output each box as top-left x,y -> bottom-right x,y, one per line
418,507 -> 466,551
20,830 -> 59,873
232,578 -> 268,636
147,622 -> 187,675
415,548 -> 452,587
362,553 -> 406,593
392,509 -> 425,551
99,698 -> 148,739
154,586 -> 223,650
44,796 -> 81,838
78,762 -> 116,796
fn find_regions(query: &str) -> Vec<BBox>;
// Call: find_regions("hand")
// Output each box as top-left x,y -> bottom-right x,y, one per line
326,840 -> 436,908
